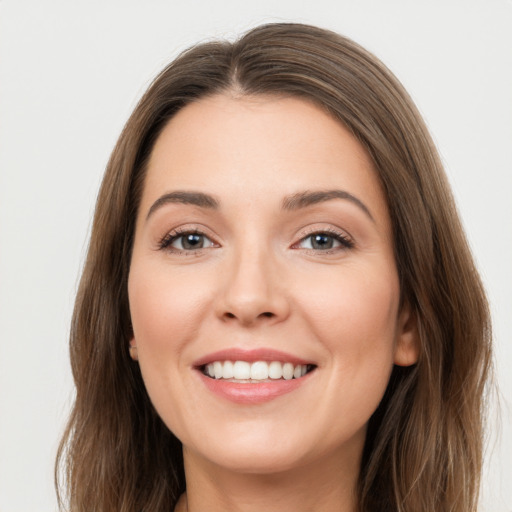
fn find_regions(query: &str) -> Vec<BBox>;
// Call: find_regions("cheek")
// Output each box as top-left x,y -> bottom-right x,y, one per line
127,262 -> 218,433
298,262 -> 400,379
298,266 -> 399,435
128,263 -> 212,370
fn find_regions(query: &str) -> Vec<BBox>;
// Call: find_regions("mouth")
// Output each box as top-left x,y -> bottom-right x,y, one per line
201,360 -> 316,382
194,349 -> 317,403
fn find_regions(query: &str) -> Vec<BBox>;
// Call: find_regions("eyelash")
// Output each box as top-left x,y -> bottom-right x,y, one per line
158,227 -> 214,253
294,228 -> 354,253
158,227 -> 354,254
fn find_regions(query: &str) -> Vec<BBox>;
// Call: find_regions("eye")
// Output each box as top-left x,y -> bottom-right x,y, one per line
160,230 -> 216,252
296,231 -> 354,251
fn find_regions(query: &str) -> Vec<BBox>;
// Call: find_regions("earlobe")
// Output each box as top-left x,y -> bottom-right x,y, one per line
129,339 -> 139,361
394,303 -> 420,367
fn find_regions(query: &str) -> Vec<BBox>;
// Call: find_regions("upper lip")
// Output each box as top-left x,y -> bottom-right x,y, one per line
193,348 -> 314,368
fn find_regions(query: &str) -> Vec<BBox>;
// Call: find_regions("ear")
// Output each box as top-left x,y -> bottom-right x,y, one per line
128,338 -> 139,361
393,302 -> 420,367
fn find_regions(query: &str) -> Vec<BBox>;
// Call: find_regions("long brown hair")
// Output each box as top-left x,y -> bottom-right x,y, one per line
56,23 -> 492,511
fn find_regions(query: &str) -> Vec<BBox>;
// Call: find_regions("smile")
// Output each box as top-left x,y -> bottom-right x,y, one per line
194,348 -> 317,403
203,360 -> 315,381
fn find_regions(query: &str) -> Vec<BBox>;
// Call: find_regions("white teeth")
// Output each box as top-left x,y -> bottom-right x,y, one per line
205,360 -> 311,381
233,361 -> 251,379
251,361 -> 269,380
223,360 -> 234,379
213,361 -> 223,379
282,362 -> 294,380
268,361 -> 283,379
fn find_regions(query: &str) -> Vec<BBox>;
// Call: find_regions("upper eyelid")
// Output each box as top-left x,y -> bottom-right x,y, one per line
156,223 -> 354,249
292,225 -> 356,252
295,225 -> 353,241
160,224 -> 217,239
157,225 -> 219,251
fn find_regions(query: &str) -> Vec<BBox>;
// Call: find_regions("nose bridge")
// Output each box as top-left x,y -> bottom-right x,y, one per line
218,235 -> 289,325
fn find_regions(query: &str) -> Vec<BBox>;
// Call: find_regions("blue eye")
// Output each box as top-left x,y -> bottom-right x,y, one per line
298,232 -> 353,251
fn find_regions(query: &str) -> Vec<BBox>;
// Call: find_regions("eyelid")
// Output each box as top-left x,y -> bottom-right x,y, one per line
157,224 -> 220,253
156,223 -> 354,255
292,226 -> 355,252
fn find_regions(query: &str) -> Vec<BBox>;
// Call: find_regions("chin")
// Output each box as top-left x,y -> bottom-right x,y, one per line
181,419 -> 362,477
195,443 -> 309,475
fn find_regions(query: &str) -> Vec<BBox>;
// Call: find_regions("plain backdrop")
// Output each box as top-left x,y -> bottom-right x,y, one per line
0,1 -> 511,511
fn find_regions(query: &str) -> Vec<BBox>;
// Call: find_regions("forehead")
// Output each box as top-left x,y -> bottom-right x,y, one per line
141,94 -> 389,227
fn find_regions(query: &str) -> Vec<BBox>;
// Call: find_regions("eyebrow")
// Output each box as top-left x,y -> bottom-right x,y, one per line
282,189 -> 374,222
146,188 -> 374,222
146,191 -> 219,220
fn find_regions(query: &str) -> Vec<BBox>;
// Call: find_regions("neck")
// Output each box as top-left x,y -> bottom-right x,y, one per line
180,446 -> 361,512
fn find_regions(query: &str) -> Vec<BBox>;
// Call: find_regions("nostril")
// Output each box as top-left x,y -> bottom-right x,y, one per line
221,311 -> 277,322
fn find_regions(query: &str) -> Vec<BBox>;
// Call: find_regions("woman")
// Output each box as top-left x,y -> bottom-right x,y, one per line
56,23 -> 492,511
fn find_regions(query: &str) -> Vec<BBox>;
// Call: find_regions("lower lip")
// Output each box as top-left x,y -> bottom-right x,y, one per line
198,371 -> 310,404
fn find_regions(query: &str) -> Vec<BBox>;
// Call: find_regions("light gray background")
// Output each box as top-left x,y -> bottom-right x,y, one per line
1,1 -> 511,511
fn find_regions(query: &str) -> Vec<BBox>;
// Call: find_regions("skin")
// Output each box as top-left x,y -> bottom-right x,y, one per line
128,94 -> 418,512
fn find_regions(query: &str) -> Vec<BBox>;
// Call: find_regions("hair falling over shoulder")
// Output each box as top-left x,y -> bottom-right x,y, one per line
55,23 -> 492,512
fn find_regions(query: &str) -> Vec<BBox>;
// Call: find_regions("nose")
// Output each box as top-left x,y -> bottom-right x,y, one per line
216,246 -> 291,326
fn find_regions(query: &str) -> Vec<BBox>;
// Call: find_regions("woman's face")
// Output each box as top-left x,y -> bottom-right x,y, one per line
128,94 -> 417,475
